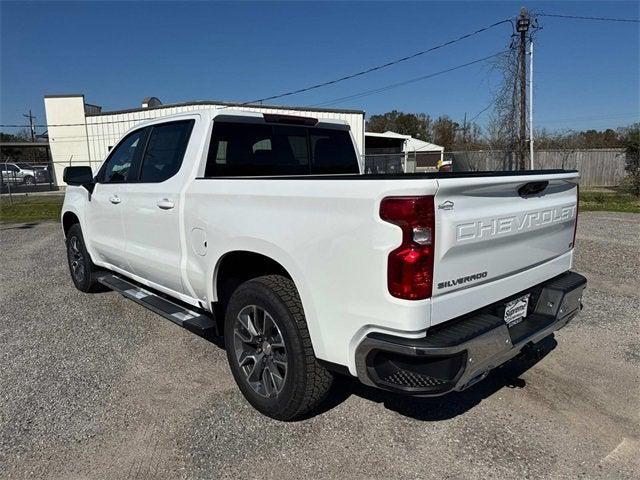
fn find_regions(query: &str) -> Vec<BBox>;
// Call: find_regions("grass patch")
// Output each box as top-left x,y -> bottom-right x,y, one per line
580,189 -> 640,213
0,194 -> 64,223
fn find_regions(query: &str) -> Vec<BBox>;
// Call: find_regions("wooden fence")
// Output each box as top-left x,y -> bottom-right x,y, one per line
448,149 -> 627,187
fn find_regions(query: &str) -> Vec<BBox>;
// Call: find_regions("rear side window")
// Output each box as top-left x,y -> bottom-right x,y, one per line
206,122 -> 309,176
310,129 -> 359,175
139,120 -> 194,182
205,121 -> 358,177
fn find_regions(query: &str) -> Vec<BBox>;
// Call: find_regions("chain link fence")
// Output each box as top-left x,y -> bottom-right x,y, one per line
363,153 -> 422,174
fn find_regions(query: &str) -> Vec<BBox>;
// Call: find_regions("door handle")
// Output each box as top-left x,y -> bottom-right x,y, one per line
156,198 -> 175,210
109,195 -> 121,205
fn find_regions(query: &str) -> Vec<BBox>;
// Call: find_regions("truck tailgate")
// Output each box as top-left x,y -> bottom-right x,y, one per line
431,172 -> 579,324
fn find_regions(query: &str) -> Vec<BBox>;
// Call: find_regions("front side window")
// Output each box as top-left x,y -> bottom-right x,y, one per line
139,120 -> 194,182
99,128 -> 147,183
205,121 -> 356,177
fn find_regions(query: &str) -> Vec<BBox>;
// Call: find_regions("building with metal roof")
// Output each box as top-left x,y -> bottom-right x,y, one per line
44,94 -> 366,184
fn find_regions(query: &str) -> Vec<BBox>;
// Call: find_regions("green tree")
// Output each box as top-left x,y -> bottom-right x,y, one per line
432,116 -> 459,151
0,132 -> 23,142
622,123 -> 640,196
366,111 -> 433,140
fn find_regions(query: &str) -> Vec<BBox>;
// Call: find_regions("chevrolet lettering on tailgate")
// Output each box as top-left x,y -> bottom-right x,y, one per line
456,204 -> 577,242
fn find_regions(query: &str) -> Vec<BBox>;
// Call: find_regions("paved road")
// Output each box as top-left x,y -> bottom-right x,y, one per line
1,212 -> 638,479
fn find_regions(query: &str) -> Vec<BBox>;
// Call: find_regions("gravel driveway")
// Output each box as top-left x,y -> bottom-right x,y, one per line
1,212 -> 638,479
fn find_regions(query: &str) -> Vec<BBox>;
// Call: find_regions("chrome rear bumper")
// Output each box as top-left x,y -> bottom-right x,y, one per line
355,271 -> 587,395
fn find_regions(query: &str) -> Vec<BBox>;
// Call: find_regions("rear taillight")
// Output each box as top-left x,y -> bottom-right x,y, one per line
572,184 -> 579,248
380,196 -> 435,300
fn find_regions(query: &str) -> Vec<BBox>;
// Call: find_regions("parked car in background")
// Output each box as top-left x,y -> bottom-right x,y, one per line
18,162 -> 51,182
0,162 -> 42,185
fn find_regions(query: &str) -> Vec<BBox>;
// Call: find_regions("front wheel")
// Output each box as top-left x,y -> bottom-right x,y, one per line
224,275 -> 333,421
66,224 -> 102,292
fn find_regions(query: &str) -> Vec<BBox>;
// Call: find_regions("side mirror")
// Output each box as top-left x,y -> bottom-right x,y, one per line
63,166 -> 95,193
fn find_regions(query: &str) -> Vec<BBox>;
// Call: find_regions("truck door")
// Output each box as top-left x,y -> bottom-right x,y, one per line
87,127 -> 149,271
122,119 -> 195,294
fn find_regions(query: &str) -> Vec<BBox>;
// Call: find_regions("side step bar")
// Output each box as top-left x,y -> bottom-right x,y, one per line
98,274 -> 216,334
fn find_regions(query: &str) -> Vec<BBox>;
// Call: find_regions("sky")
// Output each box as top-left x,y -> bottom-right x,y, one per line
1,1 -> 639,134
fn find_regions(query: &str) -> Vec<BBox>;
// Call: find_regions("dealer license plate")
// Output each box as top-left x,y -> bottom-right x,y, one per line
504,294 -> 530,327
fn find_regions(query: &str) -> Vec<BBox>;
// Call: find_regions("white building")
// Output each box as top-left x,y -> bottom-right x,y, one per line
364,131 -> 444,173
404,136 -> 445,172
44,94 -> 366,185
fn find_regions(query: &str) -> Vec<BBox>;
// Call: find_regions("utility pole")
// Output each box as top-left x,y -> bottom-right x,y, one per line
529,40 -> 534,169
23,110 -> 36,142
462,112 -> 467,146
516,7 -> 530,170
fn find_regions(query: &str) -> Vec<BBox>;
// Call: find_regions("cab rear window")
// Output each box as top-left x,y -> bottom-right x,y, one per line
205,120 -> 359,177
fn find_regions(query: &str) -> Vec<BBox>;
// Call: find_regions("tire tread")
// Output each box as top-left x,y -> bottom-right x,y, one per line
231,275 -> 333,420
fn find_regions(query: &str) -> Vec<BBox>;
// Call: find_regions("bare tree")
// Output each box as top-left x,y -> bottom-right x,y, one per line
14,128 -> 33,141
485,48 -> 520,170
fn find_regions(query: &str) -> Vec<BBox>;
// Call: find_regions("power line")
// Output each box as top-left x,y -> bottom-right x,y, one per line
0,117 -> 157,128
469,102 -> 495,123
1,52 -> 504,128
241,19 -> 513,105
537,13 -> 640,23
407,102 -> 498,154
313,51 -> 506,107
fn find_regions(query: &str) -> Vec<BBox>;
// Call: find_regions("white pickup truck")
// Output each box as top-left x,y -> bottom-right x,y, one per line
62,109 -> 586,420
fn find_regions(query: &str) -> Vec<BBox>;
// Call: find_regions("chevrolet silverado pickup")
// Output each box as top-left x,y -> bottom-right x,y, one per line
61,109 -> 586,420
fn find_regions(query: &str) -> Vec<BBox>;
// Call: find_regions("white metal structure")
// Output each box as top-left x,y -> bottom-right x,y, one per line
529,40 -> 535,169
364,131 -> 444,172
61,110 -> 586,420
404,137 -> 444,157
44,94 -> 365,185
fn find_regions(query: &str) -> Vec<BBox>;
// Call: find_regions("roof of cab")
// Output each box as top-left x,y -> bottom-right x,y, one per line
85,100 -> 364,117
127,108 -> 350,129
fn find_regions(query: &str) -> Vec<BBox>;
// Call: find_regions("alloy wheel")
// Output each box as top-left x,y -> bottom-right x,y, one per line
233,305 -> 288,398
68,236 -> 85,283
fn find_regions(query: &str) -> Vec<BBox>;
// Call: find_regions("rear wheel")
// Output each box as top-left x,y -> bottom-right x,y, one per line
224,275 -> 333,421
66,224 -> 101,292
23,175 -> 35,186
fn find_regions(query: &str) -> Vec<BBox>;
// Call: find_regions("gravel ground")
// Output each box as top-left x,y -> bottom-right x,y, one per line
0,212 -> 638,479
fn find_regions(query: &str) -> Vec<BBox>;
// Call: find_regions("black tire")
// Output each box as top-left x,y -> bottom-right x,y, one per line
224,275 -> 333,421
66,223 -> 102,292
23,175 -> 35,186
